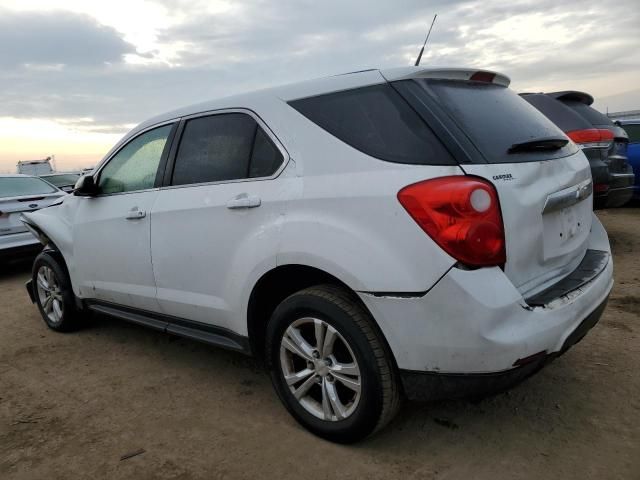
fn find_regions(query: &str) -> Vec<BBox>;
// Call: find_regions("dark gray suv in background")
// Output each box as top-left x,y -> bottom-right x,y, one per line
522,91 -> 634,208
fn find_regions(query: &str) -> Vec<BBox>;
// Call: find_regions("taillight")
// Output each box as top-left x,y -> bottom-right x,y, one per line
594,183 -> 610,193
398,176 -> 506,267
566,128 -> 614,149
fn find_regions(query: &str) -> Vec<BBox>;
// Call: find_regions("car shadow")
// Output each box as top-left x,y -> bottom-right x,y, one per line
0,254 -> 36,280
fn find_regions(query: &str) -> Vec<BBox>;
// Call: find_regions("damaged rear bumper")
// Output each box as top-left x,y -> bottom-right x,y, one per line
399,295 -> 608,401
358,214 -> 613,400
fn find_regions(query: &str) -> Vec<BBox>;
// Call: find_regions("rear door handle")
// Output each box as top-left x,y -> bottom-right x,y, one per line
226,194 -> 261,209
126,207 -> 146,220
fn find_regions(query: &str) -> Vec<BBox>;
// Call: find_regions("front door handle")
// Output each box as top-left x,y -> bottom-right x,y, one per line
126,207 -> 146,220
226,194 -> 261,209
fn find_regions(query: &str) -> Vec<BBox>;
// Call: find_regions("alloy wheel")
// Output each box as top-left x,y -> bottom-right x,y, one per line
279,317 -> 362,421
36,265 -> 64,325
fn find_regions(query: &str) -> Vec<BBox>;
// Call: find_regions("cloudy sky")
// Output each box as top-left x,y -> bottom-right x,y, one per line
1,0 -> 639,172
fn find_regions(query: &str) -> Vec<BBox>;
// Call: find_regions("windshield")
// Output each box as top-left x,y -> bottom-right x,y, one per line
0,176 -> 58,198
41,174 -> 80,187
417,79 -> 578,163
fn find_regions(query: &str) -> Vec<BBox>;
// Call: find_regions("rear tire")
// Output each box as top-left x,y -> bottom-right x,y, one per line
32,251 -> 81,332
266,284 -> 401,443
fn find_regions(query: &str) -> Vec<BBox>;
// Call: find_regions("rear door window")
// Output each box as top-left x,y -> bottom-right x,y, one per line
417,80 -> 578,164
171,113 -> 284,186
289,84 -> 455,165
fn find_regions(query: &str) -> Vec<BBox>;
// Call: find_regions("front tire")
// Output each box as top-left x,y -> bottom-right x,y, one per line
266,285 -> 401,443
32,251 -> 81,332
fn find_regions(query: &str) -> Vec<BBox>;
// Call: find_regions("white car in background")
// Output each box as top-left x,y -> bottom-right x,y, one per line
0,174 -> 65,260
22,67 -> 613,443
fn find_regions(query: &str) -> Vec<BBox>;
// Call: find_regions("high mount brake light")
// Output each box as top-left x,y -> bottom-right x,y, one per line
469,71 -> 496,83
398,176 -> 506,267
566,128 -> 614,149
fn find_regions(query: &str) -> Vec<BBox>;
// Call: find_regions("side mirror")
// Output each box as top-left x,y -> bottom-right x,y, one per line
73,175 -> 99,196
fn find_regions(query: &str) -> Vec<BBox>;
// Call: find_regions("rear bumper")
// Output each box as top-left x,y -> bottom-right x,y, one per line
399,295 -> 608,401
359,213 -> 613,380
0,232 -> 41,260
605,172 -> 635,207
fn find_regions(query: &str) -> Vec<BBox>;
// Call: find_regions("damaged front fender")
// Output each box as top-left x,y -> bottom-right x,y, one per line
21,201 -> 78,294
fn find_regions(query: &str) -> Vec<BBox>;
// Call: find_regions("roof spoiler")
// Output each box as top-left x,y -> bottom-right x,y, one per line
548,91 -> 594,106
380,67 -> 510,87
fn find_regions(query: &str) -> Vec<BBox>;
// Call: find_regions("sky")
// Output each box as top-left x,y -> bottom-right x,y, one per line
1,0 -> 639,173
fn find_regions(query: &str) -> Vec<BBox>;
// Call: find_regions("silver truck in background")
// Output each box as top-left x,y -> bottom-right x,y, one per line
17,157 -> 54,176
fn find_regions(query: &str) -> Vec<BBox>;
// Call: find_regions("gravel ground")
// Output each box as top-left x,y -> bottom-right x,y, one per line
1,208 -> 638,480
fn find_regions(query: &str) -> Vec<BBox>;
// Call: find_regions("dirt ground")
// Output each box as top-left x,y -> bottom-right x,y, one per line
1,208 -> 639,480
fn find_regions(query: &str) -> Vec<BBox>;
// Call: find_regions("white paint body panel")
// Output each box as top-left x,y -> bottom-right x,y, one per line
150,167 -> 294,331
71,192 -> 161,311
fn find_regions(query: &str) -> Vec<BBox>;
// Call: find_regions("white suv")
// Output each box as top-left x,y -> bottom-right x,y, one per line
23,67 -> 613,443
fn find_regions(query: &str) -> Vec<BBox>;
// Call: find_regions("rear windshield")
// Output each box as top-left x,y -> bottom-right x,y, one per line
418,80 -> 578,164
521,94 -> 592,132
41,174 -> 80,187
289,84 -> 455,165
0,176 -> 58,198
561,101 -> 613,127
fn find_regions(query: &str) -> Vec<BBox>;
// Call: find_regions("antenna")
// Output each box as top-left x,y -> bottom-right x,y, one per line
414,14 -> 438,67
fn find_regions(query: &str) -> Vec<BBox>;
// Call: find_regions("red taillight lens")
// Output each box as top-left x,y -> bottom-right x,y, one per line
398,176 -> 506,267
566,128 -> 614,148
594,183 -> 610,193
598,129 -> 614,141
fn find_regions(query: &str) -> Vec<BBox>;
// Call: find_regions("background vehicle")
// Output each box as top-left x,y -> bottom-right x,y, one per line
40,172 -> 82,193
22,67 -> 612,443
617,120 -> 640,201
521,92 -> 612,208
550,91 -> 634,208
16,158 -> 54,176
0,174 -> 65,260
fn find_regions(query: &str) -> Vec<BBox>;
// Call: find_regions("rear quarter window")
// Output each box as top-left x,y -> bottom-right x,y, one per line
289,84 -> 455,166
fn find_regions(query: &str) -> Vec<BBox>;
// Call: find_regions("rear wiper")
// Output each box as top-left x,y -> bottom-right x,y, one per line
508,137 -> 569,154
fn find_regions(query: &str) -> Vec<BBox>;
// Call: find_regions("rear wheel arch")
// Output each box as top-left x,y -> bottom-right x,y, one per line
246,264 -> 398,370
